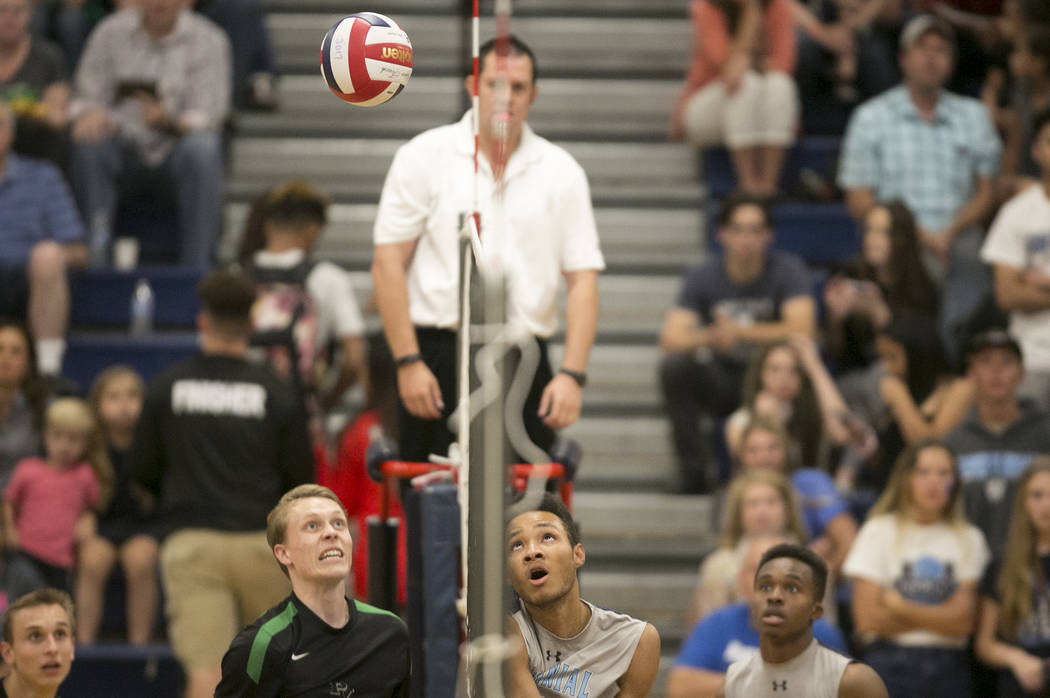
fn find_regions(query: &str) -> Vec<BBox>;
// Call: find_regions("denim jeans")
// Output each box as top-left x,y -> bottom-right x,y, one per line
71,131 -> 224,268
863,642 -> 972,698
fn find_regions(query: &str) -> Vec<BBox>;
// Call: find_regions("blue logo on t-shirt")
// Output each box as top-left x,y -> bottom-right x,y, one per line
534,664 -> 592,697
895,557 -> 956,604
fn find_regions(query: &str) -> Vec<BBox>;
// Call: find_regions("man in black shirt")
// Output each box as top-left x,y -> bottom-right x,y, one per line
131,269 -> 314,698
216,484 -> 409,697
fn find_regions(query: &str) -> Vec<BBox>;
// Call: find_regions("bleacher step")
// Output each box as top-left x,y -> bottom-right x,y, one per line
239,75 -> 680,142
229,137 -> 702,208
270,14 -> 690,78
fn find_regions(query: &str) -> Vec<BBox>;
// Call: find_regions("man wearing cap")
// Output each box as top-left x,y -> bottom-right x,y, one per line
838,14 -> 1001,356
945,329 -> 1050,557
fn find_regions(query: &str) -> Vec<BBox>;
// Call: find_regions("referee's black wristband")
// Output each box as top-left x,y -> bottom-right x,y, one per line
395,353 -> 423,368
558,368 -> 587,388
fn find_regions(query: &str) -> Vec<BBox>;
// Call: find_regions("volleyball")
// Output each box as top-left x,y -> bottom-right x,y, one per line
319,12 -> 413,107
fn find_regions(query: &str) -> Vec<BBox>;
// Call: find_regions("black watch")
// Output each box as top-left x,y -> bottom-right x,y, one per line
395,353 -> 423,368
558,367 -> 587,388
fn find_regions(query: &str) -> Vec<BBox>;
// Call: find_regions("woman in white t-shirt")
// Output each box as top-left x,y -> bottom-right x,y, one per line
975,458 -> 1050,697
844,440 -> 989,698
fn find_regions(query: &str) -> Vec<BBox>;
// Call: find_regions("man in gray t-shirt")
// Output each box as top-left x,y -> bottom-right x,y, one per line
659,194 -> 816,493
945,330 -> 1050,558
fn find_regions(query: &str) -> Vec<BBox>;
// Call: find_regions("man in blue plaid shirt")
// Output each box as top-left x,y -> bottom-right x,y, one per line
0,102 -> 85,375
838,14 -> 1001,355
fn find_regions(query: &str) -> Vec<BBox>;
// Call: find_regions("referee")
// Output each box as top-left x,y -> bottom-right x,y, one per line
215,485 -> 409,697
371,35 -> 604,463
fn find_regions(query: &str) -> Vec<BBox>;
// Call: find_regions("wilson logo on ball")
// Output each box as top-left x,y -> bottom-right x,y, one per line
320,12 -> 413,107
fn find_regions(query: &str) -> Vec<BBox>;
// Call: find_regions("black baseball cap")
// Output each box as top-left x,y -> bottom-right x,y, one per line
965,329 -> 1023,363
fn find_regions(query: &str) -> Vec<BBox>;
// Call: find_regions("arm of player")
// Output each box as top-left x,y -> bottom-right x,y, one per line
837,662 -> 889,698
539,269 -> 598,430
615,623 -> 661,698
730,296 -> 817,345
372,239 -> 444,420
975,597 -> 1049,693
214,631 -> 283,698
883,582 -> 978,637
667,666 -> 724,698
506,623 -> 542,698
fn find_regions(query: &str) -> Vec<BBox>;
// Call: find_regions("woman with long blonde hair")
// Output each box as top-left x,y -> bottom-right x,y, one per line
687,469 -> 806,626
975,458 -> 1050,697
844,440 -> 989,697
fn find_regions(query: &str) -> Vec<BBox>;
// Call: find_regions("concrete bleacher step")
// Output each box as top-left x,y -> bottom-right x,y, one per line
222,204 -> 702,273
240,75 -> 679,142
550,343 -> 660,413
228,137 -> 701,208
581,568 -> 694,642
270,14 -> 690,78
566,416 -> 674,489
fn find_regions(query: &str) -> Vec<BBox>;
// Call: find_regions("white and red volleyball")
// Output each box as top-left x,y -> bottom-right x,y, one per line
319,12 -> 413,107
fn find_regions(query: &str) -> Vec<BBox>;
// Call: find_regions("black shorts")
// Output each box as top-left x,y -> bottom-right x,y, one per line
0,265 -> 29,320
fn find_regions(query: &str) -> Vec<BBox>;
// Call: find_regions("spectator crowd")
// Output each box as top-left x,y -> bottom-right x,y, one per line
665,0 -> 1050,696
5,0 -> 1050,695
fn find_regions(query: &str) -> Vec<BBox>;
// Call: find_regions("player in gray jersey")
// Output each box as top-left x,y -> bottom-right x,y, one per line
721,543 -> 887,698
505,494 -> 660,697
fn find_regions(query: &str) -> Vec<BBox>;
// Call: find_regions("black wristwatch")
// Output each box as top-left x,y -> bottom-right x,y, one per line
558,367 -> 587,388
396,353 -> 423,368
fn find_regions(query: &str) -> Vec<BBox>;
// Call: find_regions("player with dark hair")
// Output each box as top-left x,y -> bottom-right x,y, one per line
505,493 -> 660,697
216,484 -> 409,697
0,588 -> 76,698
719,543 -> 888,697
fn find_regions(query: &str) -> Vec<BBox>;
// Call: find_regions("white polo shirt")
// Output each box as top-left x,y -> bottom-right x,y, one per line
373,112 -> 605,339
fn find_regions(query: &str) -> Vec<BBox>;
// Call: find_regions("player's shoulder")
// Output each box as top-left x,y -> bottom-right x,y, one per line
525,128 -> 586,174
352,600 -> 409,636
224,598 -> 298,667
837,661 -> 888,697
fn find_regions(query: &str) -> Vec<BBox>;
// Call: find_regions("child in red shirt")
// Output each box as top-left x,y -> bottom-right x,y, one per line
3,398 -> 112,601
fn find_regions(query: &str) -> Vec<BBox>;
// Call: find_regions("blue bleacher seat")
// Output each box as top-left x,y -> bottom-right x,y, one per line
62,644 -> 182,698
702,136 -> 842,198
707,201 -> 859,268
63,333 -> 198,392
70,267 -> 205,330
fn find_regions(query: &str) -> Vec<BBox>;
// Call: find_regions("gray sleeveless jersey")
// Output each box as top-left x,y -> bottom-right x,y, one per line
725,638 -> 851,697
511,599 -> 646,698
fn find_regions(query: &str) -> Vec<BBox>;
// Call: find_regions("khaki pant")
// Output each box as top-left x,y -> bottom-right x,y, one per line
161,529 -> 290,672
683,70 -> 800,149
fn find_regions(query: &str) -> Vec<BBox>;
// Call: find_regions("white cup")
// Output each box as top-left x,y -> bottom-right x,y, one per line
113,237 -> 139,270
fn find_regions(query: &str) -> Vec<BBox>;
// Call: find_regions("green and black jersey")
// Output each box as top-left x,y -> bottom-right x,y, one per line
216,593 -> 409,697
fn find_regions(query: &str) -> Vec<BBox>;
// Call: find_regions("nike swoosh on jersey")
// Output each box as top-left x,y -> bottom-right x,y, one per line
291,652 -> 310,661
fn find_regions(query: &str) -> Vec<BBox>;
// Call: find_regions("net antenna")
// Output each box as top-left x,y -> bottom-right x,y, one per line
451,0 -> 550,694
